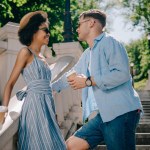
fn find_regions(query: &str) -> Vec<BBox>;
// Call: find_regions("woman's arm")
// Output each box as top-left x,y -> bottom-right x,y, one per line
2,48 -> 30,106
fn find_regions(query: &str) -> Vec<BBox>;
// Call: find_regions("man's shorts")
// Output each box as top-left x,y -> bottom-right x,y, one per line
74,110 -> 140,150
74,113 -> 104,149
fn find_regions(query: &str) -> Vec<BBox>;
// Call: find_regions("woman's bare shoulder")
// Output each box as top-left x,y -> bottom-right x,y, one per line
19,47 -> 31,57
15,47 -> 32,62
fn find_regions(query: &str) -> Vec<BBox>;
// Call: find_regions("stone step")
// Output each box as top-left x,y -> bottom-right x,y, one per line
140,115 -> 150,119
142,107 -> 150,110
141,113 -> 150,115
142,101 -> 150,103
142,111 -> 150,113
141,98 -> 150,101
144,107 -> 149,109
93,133 -> 150,148
141,119 -> 150,121
141,116 -> 150,119
136,133 -> 150,145
140,96 -> 150,99
142,99 -> 150,101
142,112 -> 150,115
142,105 -> 150,107
141,114 -> 150,118
140,116 -> 150,119
137,124 -> 150,133
141,102 -> 150,105
143,110 -> 150,112
95,145 -> 150,150
143,108 -> 150,111
142,102 -> 150,104
143,103 -> 150,107
137,90 -> 150,97
142,105 -> 150,108
140,121 -> 150,124
143,107 -> 150,110
140,119 -> 150,123
142,107 -> 150,109
136,145 -> 150,150
138,123 -> 150,127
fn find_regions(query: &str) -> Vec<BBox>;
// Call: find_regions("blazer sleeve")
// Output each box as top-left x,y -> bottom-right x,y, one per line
51,51 -> 87,92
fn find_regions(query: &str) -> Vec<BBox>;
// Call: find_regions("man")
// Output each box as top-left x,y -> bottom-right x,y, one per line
52,9 -> 143,150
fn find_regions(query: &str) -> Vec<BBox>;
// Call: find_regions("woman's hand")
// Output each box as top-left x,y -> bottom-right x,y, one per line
0,106 -> 8,128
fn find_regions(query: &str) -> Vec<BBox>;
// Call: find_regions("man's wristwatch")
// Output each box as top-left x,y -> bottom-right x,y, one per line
85,76 -> 92,87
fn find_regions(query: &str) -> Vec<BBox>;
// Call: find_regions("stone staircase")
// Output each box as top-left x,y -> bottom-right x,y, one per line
95,90 -> 150,150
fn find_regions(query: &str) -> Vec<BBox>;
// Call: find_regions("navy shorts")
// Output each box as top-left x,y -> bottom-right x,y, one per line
74,111 -> 140,150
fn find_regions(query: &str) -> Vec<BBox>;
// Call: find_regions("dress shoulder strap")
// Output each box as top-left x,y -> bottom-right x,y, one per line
27,47 -> 36,56
26,47 -> 41,71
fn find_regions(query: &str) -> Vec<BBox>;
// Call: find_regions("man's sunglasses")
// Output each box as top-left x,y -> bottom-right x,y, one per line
39,27 -> 50,34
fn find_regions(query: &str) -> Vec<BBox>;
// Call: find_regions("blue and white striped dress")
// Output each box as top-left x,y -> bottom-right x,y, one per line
16,49 -> 67,150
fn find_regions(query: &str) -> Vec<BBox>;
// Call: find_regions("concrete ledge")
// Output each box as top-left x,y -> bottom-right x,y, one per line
0,40 -> 7,54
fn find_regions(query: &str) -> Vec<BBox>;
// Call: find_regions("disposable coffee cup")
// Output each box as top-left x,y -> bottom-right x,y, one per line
0,106 -> 8,127
66,70 -> 76,80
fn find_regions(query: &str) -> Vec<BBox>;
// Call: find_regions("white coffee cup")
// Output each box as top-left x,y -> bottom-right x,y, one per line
66,70 -> 76,80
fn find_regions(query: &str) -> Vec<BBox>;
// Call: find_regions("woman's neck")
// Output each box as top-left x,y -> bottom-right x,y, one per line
28,44 -> 41,54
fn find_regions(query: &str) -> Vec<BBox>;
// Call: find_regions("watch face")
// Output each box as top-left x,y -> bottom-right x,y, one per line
86,79 -> 92,86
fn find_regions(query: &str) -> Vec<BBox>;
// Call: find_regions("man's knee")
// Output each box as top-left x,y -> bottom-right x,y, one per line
66,136 -> 89,150
66,136 -> 74,150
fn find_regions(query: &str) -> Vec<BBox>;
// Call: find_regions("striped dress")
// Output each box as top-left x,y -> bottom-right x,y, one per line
16,49 -> 67,150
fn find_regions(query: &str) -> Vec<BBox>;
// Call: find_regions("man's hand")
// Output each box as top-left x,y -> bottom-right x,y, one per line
67,74 -> 87,90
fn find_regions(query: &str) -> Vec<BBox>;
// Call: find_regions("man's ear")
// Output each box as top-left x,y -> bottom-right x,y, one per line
89,19 -> 95,27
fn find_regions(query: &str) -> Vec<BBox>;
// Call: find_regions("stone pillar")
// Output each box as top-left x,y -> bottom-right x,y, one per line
54,93 -> 65,125
61,89 -> 70,116
0,22 -> 25,101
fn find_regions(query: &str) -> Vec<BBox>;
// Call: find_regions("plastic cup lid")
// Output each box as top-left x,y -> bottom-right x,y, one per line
66,70 -> 76,77
0,106 -> 8,112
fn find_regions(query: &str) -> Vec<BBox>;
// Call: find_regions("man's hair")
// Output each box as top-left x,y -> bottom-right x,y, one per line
18,13 -> 48,46
79,9 -> 106,27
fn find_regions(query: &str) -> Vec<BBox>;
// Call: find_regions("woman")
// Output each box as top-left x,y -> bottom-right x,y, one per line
2,11 -> 67,150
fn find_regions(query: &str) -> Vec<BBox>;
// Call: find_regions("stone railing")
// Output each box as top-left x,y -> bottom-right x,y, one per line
0,22 -> 83,150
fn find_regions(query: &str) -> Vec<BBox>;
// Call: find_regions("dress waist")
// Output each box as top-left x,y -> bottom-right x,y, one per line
16,79 -> 52,101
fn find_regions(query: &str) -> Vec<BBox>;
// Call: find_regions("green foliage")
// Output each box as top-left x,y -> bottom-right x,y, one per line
134,78 -> 147,90
126,37 -> 150,81
71,0 -> 99,49
0,0 -> 100,48
121,0 -> 150,32
0,0 -> 65,46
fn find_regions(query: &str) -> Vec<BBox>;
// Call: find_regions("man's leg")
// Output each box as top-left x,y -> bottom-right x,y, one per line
66,136 -> 89,150
125,109 -> 140,150
66,114 -> 104,150
101,110 -> 140,150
